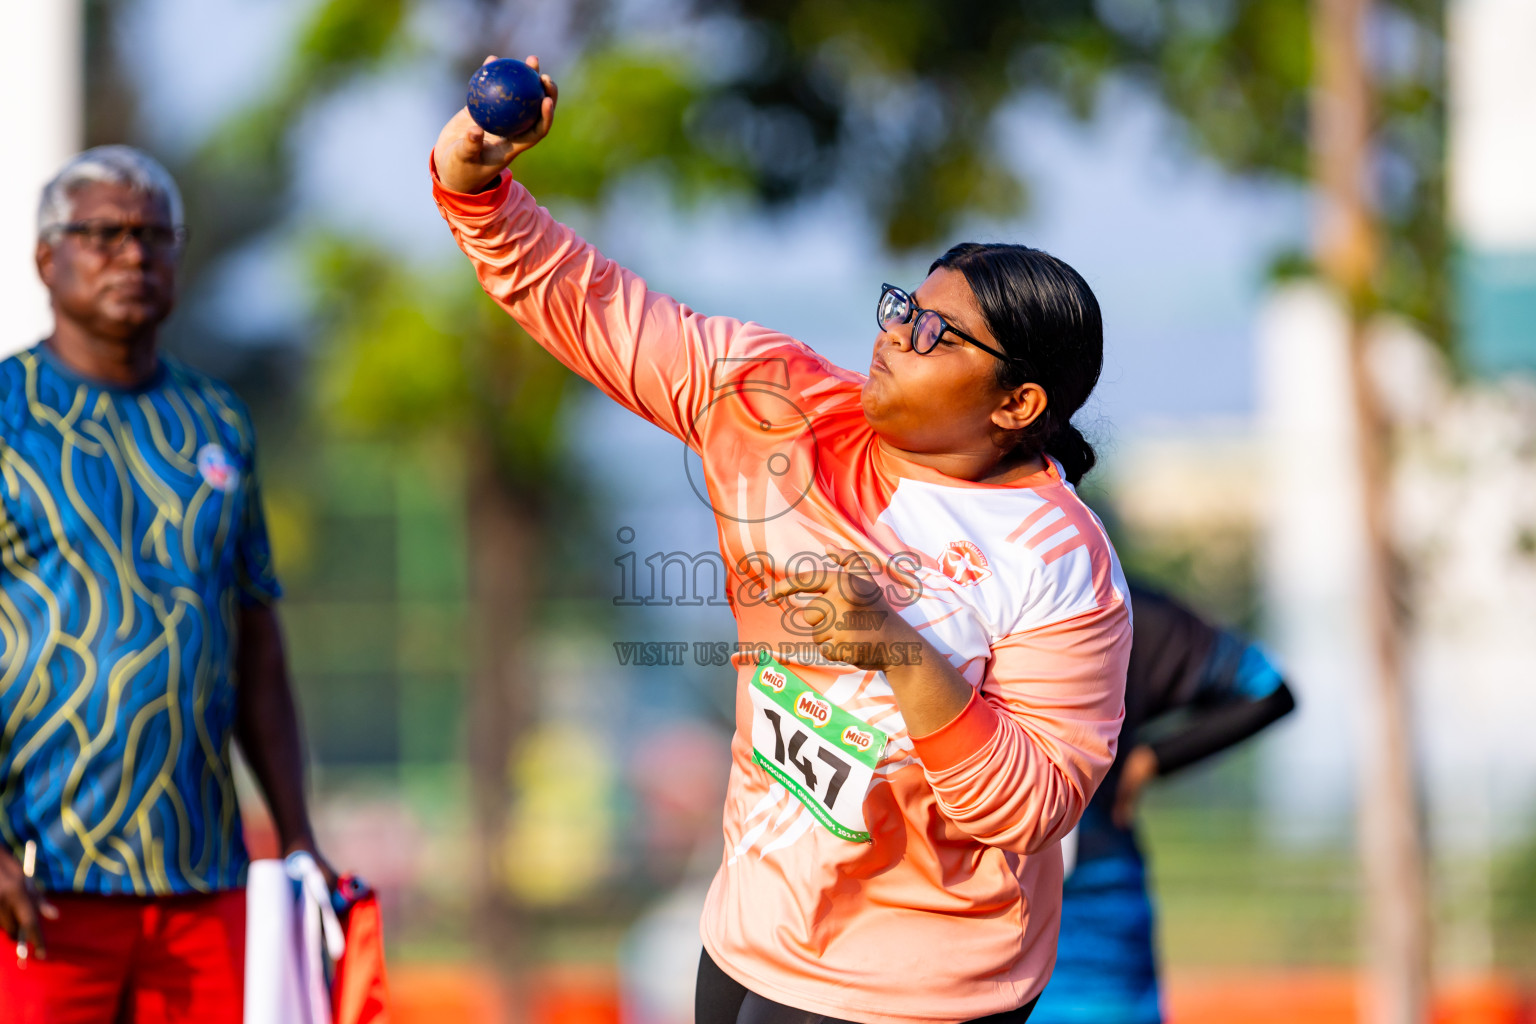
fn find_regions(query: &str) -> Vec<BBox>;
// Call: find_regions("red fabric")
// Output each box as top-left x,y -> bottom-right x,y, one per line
907,688 -> 1001,772
332,893 -> 390,1024
0,891 -> 245,1024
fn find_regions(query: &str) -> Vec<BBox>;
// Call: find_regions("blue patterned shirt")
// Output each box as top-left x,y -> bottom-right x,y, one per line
0,344 -> 281,895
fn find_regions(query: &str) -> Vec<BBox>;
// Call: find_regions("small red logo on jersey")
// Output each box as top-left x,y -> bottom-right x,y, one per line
760,668 -> 787,692
938,540 -> 992,586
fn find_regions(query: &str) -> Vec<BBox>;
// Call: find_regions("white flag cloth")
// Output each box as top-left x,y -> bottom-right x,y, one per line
245,853 -> 346,1024
1060,824 -> 1080,879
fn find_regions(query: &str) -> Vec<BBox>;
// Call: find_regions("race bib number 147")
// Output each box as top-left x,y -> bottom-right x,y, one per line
749,651 -> 890,843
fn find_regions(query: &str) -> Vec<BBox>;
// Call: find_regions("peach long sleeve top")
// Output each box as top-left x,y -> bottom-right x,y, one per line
433,161 -> 1131,1024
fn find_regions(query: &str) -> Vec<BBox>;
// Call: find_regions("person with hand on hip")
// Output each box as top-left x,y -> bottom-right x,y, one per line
1031,584 -> 1296,1024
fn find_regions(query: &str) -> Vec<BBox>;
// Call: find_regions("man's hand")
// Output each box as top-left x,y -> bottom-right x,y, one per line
433,54 -> 558,194
1112,745 -> 1160,829
0,848 -> 57,958
282,835 -> 339,892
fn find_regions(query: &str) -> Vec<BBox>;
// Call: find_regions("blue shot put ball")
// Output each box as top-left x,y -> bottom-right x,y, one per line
466,58 -> 545,138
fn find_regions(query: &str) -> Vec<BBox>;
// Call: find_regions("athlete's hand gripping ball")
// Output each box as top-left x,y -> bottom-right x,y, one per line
433,54 -> 557,195
467,58 -> 546,138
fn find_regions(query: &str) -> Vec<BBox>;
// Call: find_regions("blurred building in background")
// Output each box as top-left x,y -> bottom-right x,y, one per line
1256,283 -> 1373,850
1452,0 -> 1536,378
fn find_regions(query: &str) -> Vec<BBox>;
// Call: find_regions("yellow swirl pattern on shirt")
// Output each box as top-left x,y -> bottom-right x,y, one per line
0,350 -> 281,895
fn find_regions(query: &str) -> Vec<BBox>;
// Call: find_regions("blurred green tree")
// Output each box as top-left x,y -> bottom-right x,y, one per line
194,0 -> 757,968
678,0 -> 1446,340
304,238 -> 571,924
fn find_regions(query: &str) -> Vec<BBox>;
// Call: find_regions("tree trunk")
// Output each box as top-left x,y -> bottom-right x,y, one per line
1346,310 -> 1432,1024
465,440 -> 541,1012
1312,1 -> 1432,1020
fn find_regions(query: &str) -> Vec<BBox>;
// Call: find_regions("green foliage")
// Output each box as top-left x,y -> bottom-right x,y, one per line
307,237 -> 574,488
1148,0 -> 1314,176
294,0 -> 406,78
517,47 -> 751,203
308,242 -> 465,436
1140,800 -> 1360,967
1494,831 -> 1536,973
699,0 -> 1327,192
690,0 -> 1448,339
198,2 -> 748,483
201,0 -> 407,174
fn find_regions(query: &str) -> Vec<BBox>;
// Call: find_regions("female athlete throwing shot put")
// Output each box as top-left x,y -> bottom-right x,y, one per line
432,57 -> 1131,1024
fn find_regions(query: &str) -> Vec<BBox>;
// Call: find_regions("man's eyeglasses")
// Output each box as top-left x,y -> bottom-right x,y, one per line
876,283 -> 1011,363
56,220 -> 187,256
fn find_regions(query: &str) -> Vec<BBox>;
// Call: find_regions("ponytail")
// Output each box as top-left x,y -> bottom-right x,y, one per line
1045,420 -> 1095,486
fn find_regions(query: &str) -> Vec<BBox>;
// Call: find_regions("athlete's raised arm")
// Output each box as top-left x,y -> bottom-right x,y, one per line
430,55 -> 812,447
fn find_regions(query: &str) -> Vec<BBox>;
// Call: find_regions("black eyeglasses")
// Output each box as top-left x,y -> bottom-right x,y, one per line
876,283 -> 1011,362
57,220 -> 187,256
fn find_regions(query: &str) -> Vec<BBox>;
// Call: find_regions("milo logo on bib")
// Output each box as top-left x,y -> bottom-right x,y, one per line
795,692 -> 832,727
841,726 -> 874,753
748,651 -> 890,843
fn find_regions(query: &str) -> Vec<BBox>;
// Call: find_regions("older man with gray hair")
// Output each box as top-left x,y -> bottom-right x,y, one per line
0,145 -> 328,1023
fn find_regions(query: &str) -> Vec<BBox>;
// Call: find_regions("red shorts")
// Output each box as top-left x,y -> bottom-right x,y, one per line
0,890 -> 245,1024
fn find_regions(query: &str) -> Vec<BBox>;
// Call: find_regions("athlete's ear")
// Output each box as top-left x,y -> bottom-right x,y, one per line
991,382 -> 1047,433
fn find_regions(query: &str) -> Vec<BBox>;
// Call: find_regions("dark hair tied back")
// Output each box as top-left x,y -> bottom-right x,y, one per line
929,242 -> 1104,485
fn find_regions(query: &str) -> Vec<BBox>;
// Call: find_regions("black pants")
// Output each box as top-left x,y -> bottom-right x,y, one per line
696,950 -> 1038,1024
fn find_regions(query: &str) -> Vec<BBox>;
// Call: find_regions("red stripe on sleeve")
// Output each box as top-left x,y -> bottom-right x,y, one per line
429,153 -> 512,212
909,689 -> 1001,772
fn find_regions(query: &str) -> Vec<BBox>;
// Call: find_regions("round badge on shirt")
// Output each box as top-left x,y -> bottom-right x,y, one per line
939,539 -> 992,586
196,444 -> 241,493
